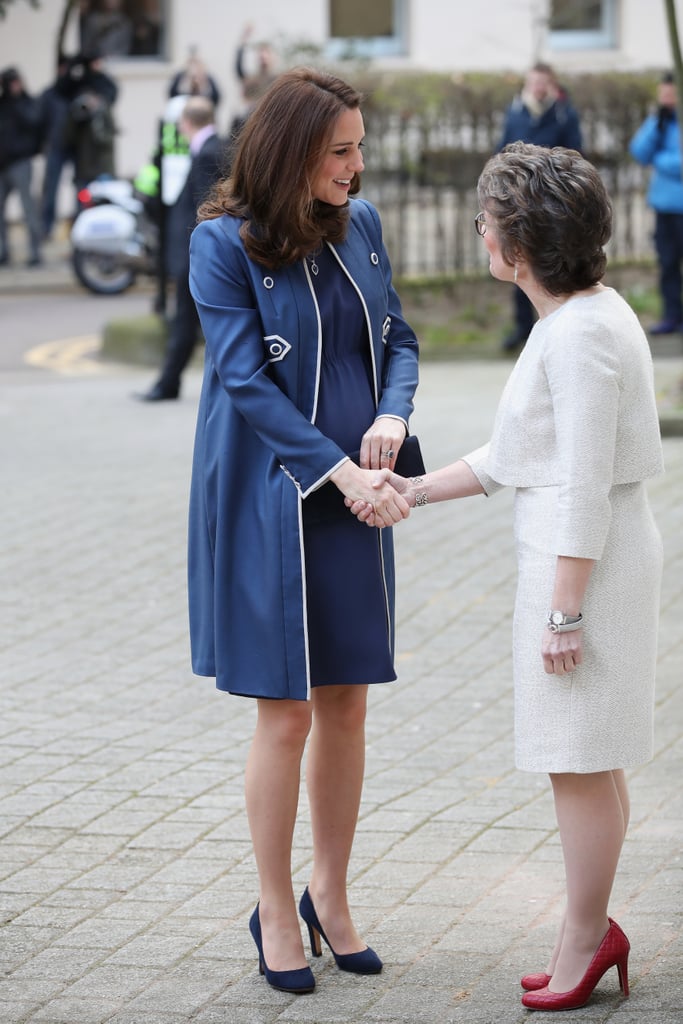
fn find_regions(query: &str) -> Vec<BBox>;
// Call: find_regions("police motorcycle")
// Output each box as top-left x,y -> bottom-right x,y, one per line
70,99 -> 190,295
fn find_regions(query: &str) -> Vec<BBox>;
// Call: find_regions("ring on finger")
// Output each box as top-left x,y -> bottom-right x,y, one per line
381,449 -> 394,459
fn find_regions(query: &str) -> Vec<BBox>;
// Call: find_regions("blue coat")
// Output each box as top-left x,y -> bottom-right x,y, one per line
187,198 -> 420,700
497,95 -> 582,153
629,113 -> 683,214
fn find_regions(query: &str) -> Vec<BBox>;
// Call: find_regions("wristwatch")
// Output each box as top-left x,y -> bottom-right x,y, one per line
547,610 -> 583,633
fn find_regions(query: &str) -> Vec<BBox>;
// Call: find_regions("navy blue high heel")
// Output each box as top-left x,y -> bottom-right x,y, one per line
249,905 -> 315,994
299,887 -> 382,974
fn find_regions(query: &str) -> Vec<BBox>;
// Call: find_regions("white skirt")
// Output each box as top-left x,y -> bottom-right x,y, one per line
512,482 -> 662,773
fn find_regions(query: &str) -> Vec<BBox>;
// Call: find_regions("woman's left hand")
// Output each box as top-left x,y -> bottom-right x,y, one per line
542,628 -> 583,676
360,417 -> 406,471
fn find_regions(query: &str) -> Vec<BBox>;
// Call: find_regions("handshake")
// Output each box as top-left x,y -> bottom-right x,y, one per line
341,466 -> 418,529
325,428 -> 429,528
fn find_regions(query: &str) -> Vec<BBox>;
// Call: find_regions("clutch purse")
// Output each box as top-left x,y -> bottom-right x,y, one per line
303,434 -> 426,524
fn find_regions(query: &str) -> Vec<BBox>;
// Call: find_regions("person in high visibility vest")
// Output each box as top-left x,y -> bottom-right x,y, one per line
134,95 -> 191,214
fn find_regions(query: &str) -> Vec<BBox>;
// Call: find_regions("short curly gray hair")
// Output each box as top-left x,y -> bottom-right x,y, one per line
477,142 -> 612,295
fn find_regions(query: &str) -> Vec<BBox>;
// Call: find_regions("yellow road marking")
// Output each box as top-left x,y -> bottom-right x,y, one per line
24,336 -> 106,375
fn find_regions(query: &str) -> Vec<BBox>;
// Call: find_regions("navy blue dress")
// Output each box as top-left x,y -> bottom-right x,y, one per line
303,245 -> 396,687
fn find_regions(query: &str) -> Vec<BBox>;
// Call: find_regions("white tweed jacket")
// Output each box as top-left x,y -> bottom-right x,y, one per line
464,288 -> 664,560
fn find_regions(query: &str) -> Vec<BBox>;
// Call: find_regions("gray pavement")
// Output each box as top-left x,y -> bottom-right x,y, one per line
1,242 -> 682,1024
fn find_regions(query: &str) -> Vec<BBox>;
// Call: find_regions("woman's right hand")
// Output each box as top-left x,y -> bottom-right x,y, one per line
331,462 -> 410,527
343,470 -> 411,526
542,627 -> 584,676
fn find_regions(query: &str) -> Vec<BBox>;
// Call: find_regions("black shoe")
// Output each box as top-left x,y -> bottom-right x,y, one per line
249,905 -> 315,994
299,887 -> 382,974
133,383 -> 179,402
26,256 -> 42,267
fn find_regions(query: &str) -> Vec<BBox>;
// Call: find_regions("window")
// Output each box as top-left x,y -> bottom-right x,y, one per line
548,0 -> 617,50
79,0 -> 164,59
326,0 -> 407,59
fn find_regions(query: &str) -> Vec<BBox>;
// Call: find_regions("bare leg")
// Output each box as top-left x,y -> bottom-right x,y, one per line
543,917 -> 566,977
306,684 -> 369,954
245,698 -> 312,971
547,770 -> 628,992
544,768 -> 629,977
612,768 -> 630,833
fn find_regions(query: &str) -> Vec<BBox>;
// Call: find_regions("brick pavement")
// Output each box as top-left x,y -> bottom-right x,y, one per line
1,303 -> 682,1022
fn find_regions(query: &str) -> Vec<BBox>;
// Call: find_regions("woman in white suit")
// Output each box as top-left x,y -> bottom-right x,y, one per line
351,142 -> 664,1012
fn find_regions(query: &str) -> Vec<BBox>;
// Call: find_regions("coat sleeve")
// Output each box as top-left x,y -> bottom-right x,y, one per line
653,143 -> 682,179
189,218 -> 348,496
461,442 -> 504,497
630,116 -> 659,165
542,322 -> 621,559
560,106 -> 582,153
190,138 -> 225,211
496,104 -> 516,151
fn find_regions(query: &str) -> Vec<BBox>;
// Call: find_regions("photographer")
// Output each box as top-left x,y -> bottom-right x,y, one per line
58,51 -> 118,193
630,72 -> 683,335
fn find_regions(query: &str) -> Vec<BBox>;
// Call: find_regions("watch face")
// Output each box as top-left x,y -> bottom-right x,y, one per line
550,611 -> 564,625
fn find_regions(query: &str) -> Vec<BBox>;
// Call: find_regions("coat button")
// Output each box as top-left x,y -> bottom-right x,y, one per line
263,276 -> 274,289
370,252 -> 379,265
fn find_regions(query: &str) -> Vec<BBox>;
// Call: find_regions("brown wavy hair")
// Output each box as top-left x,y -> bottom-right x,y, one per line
477,142 -> 612,295
197,67 -> 363,269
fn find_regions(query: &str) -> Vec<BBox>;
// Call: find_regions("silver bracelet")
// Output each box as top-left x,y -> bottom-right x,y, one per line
410,476 -> 429,507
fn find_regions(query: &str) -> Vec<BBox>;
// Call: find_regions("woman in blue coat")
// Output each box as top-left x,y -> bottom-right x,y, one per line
187,68 -> 419,994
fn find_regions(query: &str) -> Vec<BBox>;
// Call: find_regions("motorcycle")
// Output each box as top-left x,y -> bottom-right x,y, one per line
70,177 -> 160,295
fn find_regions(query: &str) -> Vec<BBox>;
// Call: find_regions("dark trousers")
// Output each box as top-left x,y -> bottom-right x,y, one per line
41,146 -> 72,237
654,211 -> 683,324
0,158 -> 42,262
156,266 -> 202,396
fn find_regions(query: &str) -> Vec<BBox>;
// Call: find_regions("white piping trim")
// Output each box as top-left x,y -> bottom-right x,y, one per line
297,493 -> 312,700
299,243 -> 390,689
303,257 -> 324,424
300,456 -> 349,499
327,242 -> 391,634
377,531 -> 392,639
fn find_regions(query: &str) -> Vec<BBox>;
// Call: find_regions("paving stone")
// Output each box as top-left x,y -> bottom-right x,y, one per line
1,358 -> 681,1023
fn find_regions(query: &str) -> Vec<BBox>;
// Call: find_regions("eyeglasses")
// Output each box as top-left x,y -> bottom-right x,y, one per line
474,212 -> 487,237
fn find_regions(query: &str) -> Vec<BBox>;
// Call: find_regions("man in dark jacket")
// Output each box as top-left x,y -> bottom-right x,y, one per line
58,51 -> 119,192
0,67 -> 45,266
497,62 -> 583,350
135,96 -> 227,401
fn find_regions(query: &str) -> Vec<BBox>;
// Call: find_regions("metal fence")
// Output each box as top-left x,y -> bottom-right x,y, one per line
357,107 -> 655,278
360,157 -> 654,279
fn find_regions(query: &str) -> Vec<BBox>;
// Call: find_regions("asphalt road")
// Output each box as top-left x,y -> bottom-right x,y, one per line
0,290 -> 156,374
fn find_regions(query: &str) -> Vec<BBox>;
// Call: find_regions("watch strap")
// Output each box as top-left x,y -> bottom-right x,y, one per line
547,611 -> 583,633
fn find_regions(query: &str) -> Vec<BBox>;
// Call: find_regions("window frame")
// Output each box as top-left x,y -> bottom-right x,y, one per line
325,0 -> 408,59
548,0 -> 617,51
78,0 -> 166,61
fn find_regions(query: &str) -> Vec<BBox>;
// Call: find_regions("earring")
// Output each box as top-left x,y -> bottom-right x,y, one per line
513,264 -> 518,283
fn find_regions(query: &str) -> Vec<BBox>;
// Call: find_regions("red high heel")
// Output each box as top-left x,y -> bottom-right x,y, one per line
521,918 -> 630,1011
521,972 -> 552,991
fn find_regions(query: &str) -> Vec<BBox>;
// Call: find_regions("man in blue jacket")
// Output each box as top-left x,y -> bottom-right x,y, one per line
497,63 -> 582,350
630,73 -> 683,335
